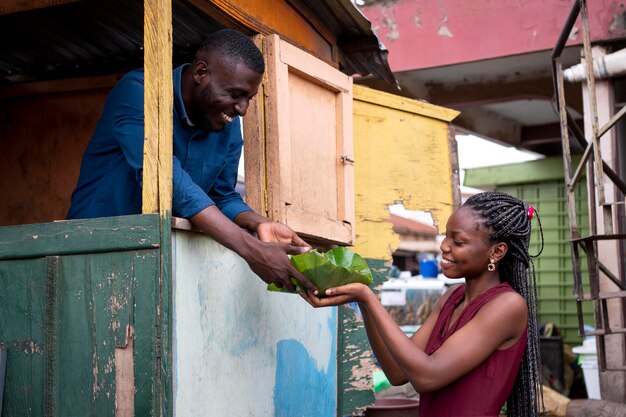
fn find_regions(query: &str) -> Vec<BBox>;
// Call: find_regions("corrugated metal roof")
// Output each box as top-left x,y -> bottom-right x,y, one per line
0,0 -> 219,84
0,0 -> 396,86
300,0 -> 398,87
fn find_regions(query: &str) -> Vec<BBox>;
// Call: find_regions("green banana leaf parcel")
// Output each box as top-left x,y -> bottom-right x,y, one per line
268,246 -> 373,294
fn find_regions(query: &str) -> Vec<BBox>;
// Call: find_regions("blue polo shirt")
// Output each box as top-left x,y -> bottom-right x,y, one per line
67,64 -> 252,221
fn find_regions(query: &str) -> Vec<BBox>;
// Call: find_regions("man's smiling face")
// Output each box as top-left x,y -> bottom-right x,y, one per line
190,58 -> 262,130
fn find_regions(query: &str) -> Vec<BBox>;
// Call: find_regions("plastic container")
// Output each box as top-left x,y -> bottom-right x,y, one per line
572,337 -> 601,399
419,259 -> 438,278
364,397 -> 420,417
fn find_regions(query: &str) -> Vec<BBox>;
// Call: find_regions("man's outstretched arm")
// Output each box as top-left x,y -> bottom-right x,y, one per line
190,206 -> 317,294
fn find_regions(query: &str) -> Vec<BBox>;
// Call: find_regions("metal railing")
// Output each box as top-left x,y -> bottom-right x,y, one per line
551,0 -> 626,371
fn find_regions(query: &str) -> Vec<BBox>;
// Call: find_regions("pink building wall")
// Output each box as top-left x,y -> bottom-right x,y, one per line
361,0 -> 626,71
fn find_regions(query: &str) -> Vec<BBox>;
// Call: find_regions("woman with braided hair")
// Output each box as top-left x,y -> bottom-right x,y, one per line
301,191 -> 544,417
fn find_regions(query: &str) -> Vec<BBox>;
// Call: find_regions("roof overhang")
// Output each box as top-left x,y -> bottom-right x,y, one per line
0,0 -> 397,86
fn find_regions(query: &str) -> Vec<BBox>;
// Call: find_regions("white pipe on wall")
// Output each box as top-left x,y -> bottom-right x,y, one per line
563,48 -> 626,82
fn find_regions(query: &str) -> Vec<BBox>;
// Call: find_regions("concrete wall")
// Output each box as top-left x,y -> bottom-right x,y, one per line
172,230 -> 337,417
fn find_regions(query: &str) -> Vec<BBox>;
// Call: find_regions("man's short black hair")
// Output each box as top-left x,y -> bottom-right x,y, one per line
197,29 -> 265,74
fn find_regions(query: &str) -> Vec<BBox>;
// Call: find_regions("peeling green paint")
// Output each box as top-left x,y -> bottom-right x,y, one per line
337,258 -> 390,416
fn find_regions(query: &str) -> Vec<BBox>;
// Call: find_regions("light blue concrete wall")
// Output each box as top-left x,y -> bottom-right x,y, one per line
172,230 -> 337,416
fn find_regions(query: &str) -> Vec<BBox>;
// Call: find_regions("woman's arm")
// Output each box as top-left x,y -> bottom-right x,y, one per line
300,284 -> 446,385
355,288 -> 450,385
303,284 -> 527,392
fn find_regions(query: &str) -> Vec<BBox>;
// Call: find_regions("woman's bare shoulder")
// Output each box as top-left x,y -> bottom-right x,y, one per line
483,289 -> 528,320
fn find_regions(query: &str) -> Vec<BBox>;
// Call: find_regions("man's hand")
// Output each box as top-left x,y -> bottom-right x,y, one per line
192,206 -> 317,294
243,239 -> 318,294
256,221 -> 312,250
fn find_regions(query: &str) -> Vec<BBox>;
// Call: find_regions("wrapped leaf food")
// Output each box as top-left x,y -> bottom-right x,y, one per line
268,246 -> 373,294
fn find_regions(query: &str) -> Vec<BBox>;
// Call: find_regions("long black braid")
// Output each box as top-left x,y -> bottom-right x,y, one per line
463,191 -> 544,417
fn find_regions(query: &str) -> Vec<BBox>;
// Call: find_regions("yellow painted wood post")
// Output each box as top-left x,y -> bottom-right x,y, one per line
143,1 -> 173,416
352,84 -> 460,260
143,0 -> 173,216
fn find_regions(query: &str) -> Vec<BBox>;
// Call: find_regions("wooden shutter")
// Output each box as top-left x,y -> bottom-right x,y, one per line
261,34 -> 354,245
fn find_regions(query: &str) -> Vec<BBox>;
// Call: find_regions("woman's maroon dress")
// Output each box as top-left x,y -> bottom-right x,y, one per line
418,282 -> 527,417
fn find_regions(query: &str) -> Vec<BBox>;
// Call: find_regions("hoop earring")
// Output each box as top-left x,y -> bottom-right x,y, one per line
488,260 -> 496,272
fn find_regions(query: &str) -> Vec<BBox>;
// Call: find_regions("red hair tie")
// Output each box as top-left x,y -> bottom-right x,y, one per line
527,206 -> 535,220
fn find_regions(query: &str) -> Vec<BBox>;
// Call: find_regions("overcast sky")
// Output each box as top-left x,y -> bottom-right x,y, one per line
456,134 -> 543,170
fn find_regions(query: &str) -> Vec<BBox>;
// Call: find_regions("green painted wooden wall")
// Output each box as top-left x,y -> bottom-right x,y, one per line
0,215 -> 164,417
